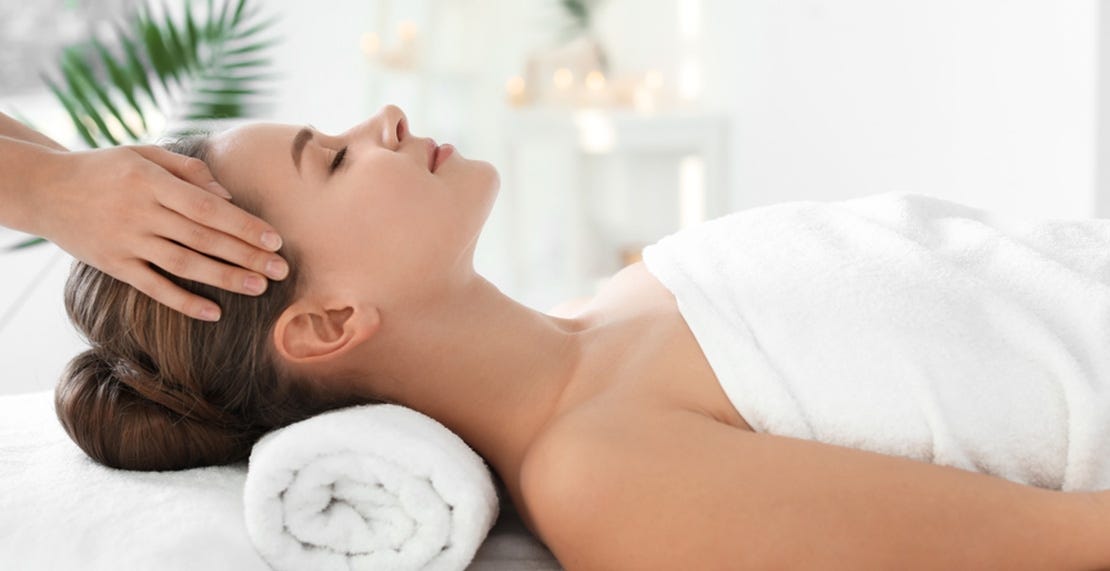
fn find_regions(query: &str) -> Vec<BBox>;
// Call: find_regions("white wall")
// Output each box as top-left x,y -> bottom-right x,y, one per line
597,0 -> 1098,218
1097,0 -> 1110,217
0,0 -> 1102,395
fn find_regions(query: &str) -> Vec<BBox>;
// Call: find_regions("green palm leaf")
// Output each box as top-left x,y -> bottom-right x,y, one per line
41,0 -> 279,149
4,237 -> 48,252
7,0 -> 281,250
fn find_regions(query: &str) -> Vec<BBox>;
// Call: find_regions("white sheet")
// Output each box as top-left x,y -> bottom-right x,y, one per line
0,390 -> 269,570
0,390 -> 563,570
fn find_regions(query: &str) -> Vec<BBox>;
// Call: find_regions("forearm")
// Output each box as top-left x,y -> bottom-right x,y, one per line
0,112 -> 68,152
0,136 -> 65,234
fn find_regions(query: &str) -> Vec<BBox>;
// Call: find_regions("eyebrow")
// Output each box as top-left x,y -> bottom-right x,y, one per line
290,125 -> 315,175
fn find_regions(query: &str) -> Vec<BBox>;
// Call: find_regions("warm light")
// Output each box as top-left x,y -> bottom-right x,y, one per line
505,75 -> 528,106
553,67 -> 574,90
678,59 -> 702,102
360,32 -> 380,57
505,75 -> 526,96
397,20 -> 418,42
677,0 -> 702,103
679,155 -> 706,228
633,85 -> 656,112
678,0 -> 702,41
574,110 -> 616,153
585,70 -> 606,91
644,69 -> 664,90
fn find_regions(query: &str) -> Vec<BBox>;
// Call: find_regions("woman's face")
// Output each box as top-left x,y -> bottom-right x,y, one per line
205,104 -> 499,302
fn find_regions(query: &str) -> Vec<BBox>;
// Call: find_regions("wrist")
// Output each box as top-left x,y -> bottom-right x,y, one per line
14,144 -> 72,237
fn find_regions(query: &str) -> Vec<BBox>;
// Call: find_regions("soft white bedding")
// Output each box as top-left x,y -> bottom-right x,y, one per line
0,390 -> 562,570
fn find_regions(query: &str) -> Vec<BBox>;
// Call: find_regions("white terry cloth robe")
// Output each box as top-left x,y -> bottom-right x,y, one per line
640,191 -> 1110,492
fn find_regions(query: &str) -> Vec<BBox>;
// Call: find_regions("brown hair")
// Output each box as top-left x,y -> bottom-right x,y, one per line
55,135 -> 375,471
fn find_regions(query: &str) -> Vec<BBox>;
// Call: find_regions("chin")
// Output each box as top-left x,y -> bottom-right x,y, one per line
467,159 -> 500,195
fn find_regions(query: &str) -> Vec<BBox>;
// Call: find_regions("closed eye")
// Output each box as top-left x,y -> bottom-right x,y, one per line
329,146 -> 348,174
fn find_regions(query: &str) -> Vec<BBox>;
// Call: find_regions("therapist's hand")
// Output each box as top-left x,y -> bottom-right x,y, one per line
33,145 -> 289,322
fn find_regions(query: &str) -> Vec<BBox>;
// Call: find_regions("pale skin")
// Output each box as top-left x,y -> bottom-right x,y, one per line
205,104 -> 1110,570
0,111 -> 290,321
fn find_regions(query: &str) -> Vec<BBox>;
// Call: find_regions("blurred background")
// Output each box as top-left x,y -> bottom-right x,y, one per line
0,0 -> 1104,395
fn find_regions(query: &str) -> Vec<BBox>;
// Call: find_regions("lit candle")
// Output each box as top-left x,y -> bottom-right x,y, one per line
552,67 -> 574,106
360,32 -> 380,59
585,70 -> 606,91
505,75 -> 527,107
398,20 -> 418,43
584,70 -> 608,107
553,68 -> 574,91
378,20 -> 418,69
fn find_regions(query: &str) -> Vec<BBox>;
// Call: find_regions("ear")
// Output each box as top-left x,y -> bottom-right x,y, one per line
272,301 -> 381,365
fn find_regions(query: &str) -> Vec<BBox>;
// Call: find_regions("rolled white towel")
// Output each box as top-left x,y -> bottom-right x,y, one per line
243,404 -> 500,571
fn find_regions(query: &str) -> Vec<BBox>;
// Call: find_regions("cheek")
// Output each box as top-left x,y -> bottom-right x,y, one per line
356,154 -> 436,195
347,177 -> 444,232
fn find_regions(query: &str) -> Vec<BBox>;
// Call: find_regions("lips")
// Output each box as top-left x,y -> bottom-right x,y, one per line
433,144 -> 454,172
426,139 -> 455,173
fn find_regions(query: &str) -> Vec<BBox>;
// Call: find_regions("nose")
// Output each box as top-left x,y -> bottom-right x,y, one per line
376,104 -> 407,148
343,104 -> 408,149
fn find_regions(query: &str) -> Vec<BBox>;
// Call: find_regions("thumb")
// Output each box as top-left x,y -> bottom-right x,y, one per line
128,144 -> 233,200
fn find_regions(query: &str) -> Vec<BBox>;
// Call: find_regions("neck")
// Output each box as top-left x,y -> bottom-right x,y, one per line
349,273 -> 598,485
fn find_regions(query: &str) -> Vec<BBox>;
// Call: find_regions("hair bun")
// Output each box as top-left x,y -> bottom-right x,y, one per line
54,349 -> 250,471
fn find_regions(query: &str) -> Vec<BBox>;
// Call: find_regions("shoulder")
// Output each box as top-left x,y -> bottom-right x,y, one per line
518,405 -> 628,566
520,403 -> 764,569
521,403 -> 626,509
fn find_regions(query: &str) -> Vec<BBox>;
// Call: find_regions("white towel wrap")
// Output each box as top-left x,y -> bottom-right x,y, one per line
243,403 -> 499,571
642,192 -> 1110,492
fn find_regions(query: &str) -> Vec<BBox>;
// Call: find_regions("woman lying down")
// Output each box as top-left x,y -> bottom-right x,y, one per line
56,104 -> 1110,570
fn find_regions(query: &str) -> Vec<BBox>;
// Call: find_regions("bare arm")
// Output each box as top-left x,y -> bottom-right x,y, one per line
0,110 -> 70,232
524,410 -> 1110,570
0,111 -> 67,152
0,135 -> 59,233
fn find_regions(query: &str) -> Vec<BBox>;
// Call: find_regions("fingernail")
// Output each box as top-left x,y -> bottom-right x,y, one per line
261,231 -> 282,250
266,258 -> 289,280
209,182 -> 232,199
198,306 -> 221,321
244,275 -> 266,294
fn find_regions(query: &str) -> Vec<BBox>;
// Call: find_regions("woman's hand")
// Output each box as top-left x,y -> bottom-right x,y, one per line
31,144 -> 289,322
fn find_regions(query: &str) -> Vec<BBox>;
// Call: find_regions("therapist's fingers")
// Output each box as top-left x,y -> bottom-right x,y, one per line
143,236 -> 274,298
155,210 -> 287,294
150,173 -> 287,270
117,259 -> 223,322
130,144 -> 233,199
